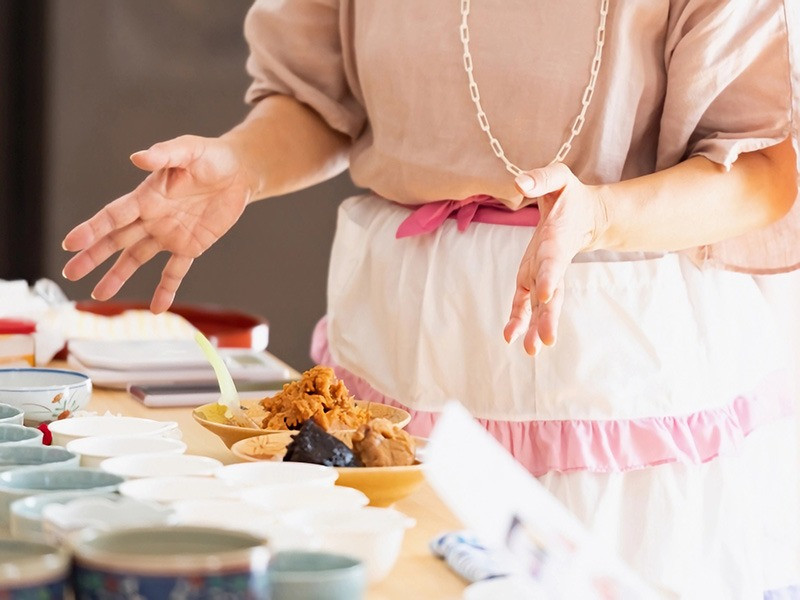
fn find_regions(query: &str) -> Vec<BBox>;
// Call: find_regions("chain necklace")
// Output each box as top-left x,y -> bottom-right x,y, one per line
459,0 -> 609,177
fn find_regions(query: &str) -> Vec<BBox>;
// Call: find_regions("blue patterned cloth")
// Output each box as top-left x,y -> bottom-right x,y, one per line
429,531 -> 511,583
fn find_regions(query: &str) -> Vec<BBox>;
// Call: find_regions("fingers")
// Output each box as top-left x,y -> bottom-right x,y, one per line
535,284 -> 564,346
90,238 -> 160,301
62,191 -> 142,252
504,286 -> 533,344
514,163 -> 572,198
130,135 -> 205,172
150,255 -> 194,313
62,223 -> 146,281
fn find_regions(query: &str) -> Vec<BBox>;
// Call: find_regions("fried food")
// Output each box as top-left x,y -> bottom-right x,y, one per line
351,418 -> 416,467
259,365 -> 370,431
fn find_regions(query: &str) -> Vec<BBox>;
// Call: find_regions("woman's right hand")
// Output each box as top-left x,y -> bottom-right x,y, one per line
61,134 -> 256,313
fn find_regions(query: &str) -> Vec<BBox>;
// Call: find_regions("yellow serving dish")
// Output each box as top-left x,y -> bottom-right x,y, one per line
230,433 -> 425,508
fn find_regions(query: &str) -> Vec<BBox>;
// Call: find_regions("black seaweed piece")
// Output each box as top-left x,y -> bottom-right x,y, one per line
283,419 -> 363,467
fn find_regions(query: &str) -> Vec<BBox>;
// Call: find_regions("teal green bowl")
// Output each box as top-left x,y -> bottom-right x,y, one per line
0,424 -> 43,447
0,467 -> 123,529
0,445 -> 79,474
0,403 -> 24,425
269,551 -> 366,600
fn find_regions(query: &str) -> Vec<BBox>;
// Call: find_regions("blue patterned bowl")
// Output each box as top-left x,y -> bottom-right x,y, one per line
71,526 -> 271,600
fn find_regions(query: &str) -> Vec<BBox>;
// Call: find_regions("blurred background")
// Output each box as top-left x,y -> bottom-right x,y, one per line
0,0 -> 361,370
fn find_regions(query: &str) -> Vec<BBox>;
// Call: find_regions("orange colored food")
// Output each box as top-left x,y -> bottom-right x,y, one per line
258,366 -> 370,431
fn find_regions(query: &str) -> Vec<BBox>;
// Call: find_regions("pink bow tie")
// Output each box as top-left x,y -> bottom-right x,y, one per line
395,194 -> 540,238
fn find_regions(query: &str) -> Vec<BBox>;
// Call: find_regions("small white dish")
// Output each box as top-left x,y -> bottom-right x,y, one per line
100,454 -> 221,479
42,496 -> 173,544
214,461 -> 337,489
119,475 -> 236,504
238,483 -> 369,513
47,416 -> 179,447
279,507 -> 415,583
66,436 -> 187,468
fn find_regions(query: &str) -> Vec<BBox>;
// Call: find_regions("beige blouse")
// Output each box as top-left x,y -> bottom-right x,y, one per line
243,0 -> 800,274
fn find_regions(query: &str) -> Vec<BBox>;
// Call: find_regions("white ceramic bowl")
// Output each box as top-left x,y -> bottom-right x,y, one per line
9,491 -> 119,543
238,484 -> 369,513
100,454 -> 222,479
280,507 -> 415,583
0,368 -> 91,424
0,403 -> 24,425
168,498 -> 277,536
214,462 -> 338,490
119,476 -> 237,505
66,436 -> 187,468
47,416 -> 179,447
0,424 -> 43,447
41,496 -> 174,544
0,467 -> 124,528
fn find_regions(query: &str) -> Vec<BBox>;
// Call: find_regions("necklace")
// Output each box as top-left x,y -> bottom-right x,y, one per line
459,0 -> 609,177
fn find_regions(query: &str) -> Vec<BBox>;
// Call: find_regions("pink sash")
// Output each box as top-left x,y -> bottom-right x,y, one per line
395,194 -> 540,238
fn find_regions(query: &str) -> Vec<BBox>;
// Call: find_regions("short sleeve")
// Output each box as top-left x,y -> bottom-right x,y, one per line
657,0 -> 800,274
243,0 -> 366,140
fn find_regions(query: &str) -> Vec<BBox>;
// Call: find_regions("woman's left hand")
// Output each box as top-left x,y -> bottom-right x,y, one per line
504,163 -> 609,355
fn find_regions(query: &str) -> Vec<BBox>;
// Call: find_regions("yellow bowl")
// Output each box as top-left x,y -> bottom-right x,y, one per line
192,400 -> 411,450
231,434 -> 426,507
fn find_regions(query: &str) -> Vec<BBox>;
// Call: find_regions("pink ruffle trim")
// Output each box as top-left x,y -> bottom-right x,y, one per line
312,318 -> 795,476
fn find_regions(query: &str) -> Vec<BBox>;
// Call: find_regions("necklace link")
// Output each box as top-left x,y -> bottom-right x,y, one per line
460,0 -> 609,176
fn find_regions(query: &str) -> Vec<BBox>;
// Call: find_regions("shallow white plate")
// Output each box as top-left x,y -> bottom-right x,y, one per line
214,461 -> 337,489
100,454 -> 222,479
47,416 -> 179,447
119,476 -> 236,504
66,436 -> 187,468
68,340 -> 209,371
238,484 -> 368,512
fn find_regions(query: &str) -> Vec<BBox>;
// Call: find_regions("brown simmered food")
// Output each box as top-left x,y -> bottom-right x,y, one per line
351,418 -> 416,467
259,366 -> 370,431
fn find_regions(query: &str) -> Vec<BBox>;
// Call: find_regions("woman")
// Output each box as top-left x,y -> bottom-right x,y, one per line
62,1 -> 799,596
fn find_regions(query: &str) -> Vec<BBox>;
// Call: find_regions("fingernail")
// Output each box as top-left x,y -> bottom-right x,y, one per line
129,150 -> 146,161
509,328 -> 521,344
90,291 -> 97,300
61,268 -> 67,279
515,174 -> 535,196
61,240 -> 67,251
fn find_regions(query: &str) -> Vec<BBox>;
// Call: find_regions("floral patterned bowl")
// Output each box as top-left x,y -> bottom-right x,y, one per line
0,368 -> 91,425
70,526 -> 271,599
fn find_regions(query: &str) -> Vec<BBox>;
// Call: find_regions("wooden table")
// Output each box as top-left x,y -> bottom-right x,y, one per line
82,358 -> 468,600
